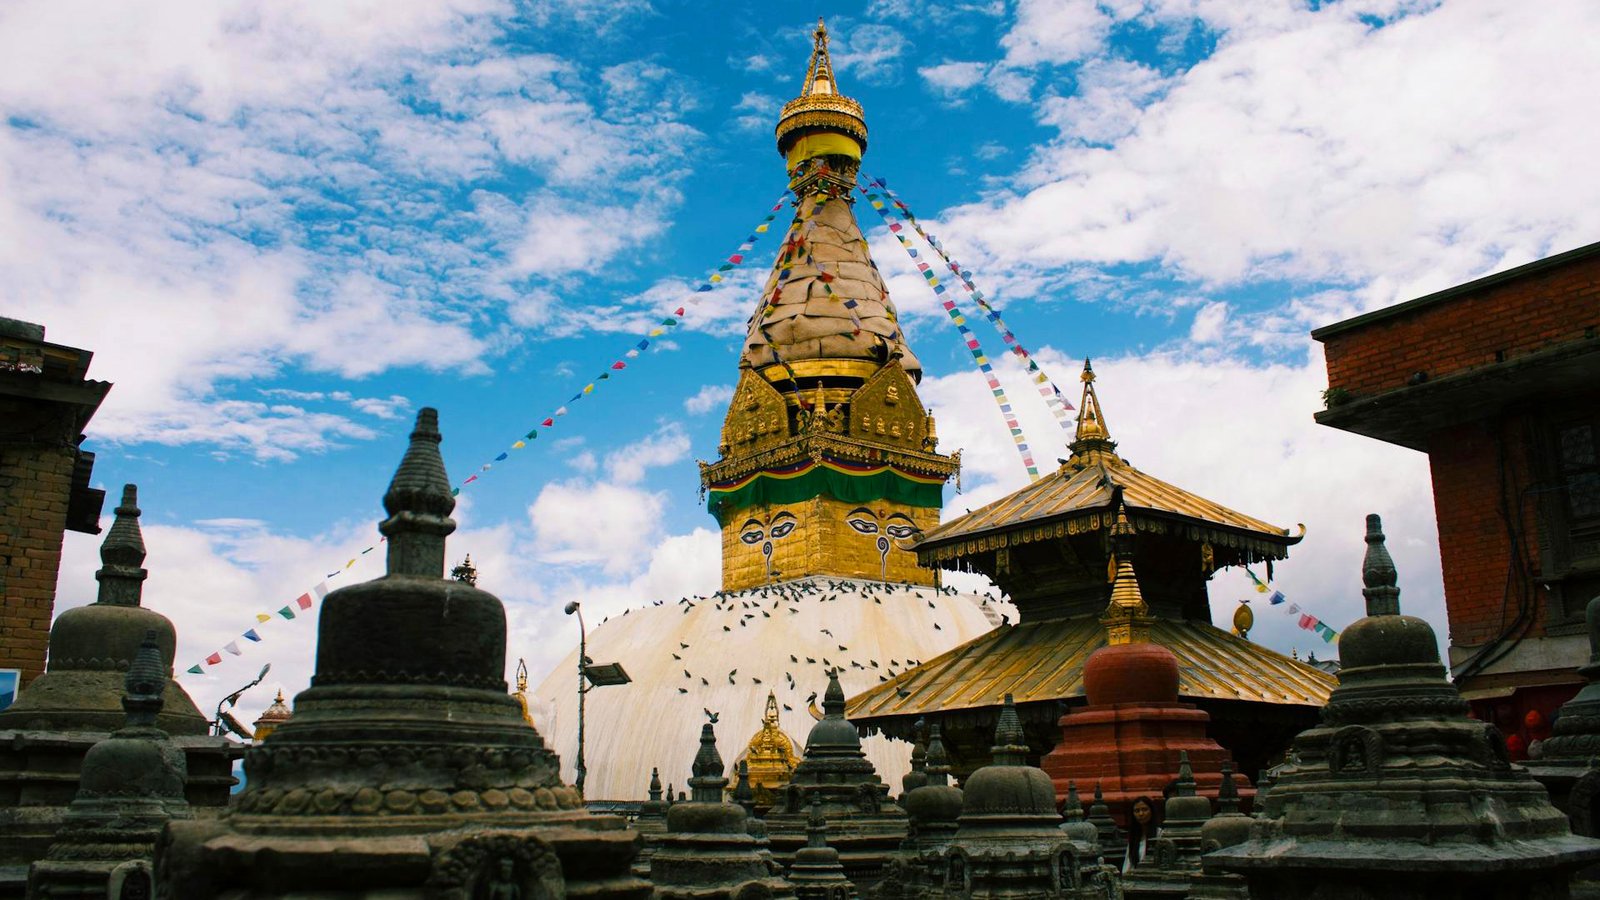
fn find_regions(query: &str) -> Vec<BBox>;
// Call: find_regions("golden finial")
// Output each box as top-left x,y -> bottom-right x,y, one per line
514,658 -> 533,728
1101,500 -> 1153,644
1067,358 -> 1117,467
775,17 -> 868,174
450,554 -> 478,586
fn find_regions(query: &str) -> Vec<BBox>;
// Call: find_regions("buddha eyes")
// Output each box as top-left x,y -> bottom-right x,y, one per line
769,520 -> 796,539
847,517 -> 879,535
885,524 -> 918,540
741,529 -> 765,544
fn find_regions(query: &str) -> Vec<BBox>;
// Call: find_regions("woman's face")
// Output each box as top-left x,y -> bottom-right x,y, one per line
1133,800 -> 1153,824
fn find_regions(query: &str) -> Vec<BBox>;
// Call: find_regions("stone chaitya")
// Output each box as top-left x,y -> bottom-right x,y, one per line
875,723 -> 963,898
942,695 -> 1112,899
26,632 -> 191,898
785,795 -> 857,900
649,719 -> 794,899
156,409 -> 648,899
1529,594 -> 1600,836
1185,764 -> 1251,900
1208,514 -> 1600,899
764,672 -> 907,884
1085,783 -> 1126,872
631,768 -> 669,879
0,485 -> 237,897
1119,752 -> 1211,899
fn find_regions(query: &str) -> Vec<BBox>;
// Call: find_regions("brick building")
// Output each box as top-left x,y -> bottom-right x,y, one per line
1313,241 -> 1600,754
0,318 -> 110,689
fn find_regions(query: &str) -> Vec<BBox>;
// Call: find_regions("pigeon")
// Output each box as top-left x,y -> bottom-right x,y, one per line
723,626 -> 731,632
934,623 -> 943,630
762,611 -> 770,618
701,678 -> 708,686
806,691 -> 818,704
897,689 -> 911,699
753,677 -> 762,684
874,597 -> 881,604
672,653 -> 681,660
684,670 -> 691,679
790,655 -> 799,663
681,643 -> 690,649
821,629 -> 834,637
838,645 -> 848,652
806,657 -> 816,664
879,676 -> 887,682
704,709 -> 719,723
678,687 -> 688,694
783,704 -> 794,712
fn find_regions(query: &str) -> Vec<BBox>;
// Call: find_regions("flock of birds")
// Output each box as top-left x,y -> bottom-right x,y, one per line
589,576 -> 1010,718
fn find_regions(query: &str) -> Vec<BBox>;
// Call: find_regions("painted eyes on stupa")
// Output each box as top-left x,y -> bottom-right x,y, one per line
884,524 -> 919,540
741,529 -> 765,544
769,520 -> 797,539
846,517 -> 879,535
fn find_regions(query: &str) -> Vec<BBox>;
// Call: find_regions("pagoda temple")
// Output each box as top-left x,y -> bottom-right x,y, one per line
848,361 -> 1335,780
731,691 -> 800,810
531,19 -> 997,800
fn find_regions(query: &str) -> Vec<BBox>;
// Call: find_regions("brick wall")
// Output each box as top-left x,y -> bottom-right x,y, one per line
1323,253 -> 1600,399
0,446 -> 76,686
1426,418 -> 1544,647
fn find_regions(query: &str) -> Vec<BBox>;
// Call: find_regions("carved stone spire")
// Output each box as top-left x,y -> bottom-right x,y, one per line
991,693 -> 1029,767
1361,513 -> 1401,616
691,721 -> 728,803
925,723 -> 952,788
380,407 -> 456,579
95,484 -> 147,607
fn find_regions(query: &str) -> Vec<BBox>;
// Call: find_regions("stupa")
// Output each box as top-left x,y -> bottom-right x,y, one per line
1085,782 -> 1127,872
26,632 -> 191,898
943,695 -> 1109,899
156,409 -> 649,898
1119,751 -> 1212,898
850,361 -> 1333,780
631,767 -> 668,878
875,723 -> 963,899
649,719 -> 794,899
764,672 -> 907,884
1185,763 -> 1251,900
1529,594 -> 1600,834
0,485 -> 238,896
1208,514 -> 1600,898
1039,502 -> 1252,826
250,690 -> 292,742
734,691 -> 801,811
785,795 -> 858,900
531,17 -> 996,802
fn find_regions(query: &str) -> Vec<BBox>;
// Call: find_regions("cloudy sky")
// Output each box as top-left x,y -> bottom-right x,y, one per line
8,0 -> 1599,732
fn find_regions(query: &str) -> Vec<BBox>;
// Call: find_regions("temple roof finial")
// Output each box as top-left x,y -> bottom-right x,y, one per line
380,408 -> 456,578
1068,358 -> 1116,465
1361,513 -> 1401,616
95,484 -> 147,607
689,721 -> 727,803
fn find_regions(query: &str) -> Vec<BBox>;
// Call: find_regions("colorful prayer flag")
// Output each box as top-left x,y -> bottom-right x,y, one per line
256,613 -> 271,623
224,641 -> 242,656
278,606 -> 295,620
1269,591 -> 1286,605
205,653 -> 222,666
187,664 -> 203,674
243,629 -> 261,642
296,593 -> 313,610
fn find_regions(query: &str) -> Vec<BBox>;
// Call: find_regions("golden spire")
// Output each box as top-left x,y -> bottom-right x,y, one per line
1067,358 -> 1117,466
1101,501 -> 1153,645
775,18 -> 868,179
513,658 -> 534,728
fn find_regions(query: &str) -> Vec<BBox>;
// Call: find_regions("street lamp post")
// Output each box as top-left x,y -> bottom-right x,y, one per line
563,601 -> 631,801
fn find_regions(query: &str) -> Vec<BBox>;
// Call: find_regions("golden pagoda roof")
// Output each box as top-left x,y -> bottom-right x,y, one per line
737,691 -> 800,790
253,690 -> 291,727
845,614 -> 1335,723
917,360 -> 1300,564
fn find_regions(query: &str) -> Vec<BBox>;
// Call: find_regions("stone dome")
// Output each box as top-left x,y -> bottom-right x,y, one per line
904,781 -> 963,825
962,765 -> 1058,818
1338,614 -> 1441,670
47,604 -> 177,673
1083,641 -> 1180,706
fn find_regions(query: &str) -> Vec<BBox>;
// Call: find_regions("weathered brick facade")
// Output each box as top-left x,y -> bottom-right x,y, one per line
0,318 -> 110,689
1314,241 -> 1600,754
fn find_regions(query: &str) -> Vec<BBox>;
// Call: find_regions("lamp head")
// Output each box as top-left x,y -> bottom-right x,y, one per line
564,601 -> 580,615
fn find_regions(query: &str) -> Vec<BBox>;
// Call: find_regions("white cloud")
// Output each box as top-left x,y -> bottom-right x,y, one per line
999,0 -> 1116,69
830,24 -> 910,83
605,423 -> 690,484
1189,301 -> 1230,344
732,91 -> 781,132
684,384 -> 734,415
920,61 -> 989,100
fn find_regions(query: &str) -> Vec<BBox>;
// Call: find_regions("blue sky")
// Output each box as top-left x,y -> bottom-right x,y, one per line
7,0 -> 1599,724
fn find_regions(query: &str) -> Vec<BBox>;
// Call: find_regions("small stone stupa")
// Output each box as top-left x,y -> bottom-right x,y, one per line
0,486 -> 237,894
1186,763 -> 1251,900
876,723 -> 963,898
765,671 -> 907,883
156,409 -> 649,899
1121,751 -> 1212,898
650,719 -> 794,899
631,767 -> 669,878
26,632 -> 192,898
1529,594 -> 1600,835
1085,782 -> 1127,871
944,695 -> 1104,899
1208,514 -> 1600,898
1039,503 -> 1251,827
786,795 -> 857,900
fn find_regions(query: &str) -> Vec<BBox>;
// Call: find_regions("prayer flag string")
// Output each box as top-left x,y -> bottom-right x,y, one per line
862,174 -> 1076,430
180,191 -> 793,677
857,182 -> 1040,481
1247,567 -> 1341,644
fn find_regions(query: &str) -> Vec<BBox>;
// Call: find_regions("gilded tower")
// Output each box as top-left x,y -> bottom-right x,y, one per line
700,20 -> 958,592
